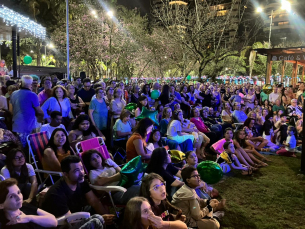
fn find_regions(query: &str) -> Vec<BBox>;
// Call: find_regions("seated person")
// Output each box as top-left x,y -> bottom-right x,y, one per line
146,148 -> 184,199
183,151 -> 219,198
68,114 -> 101,144
232,102 -> 248,123
123,196 -> 184,229
126,118 -> 154,162
41,156 -> 114,227
82,149 -> 139,205
171,167 -> 220,229
1,149 -> 38,204
276,126 -> 297,157
42,128 -> 74,172
112,110 -> 133,150
40,111 -> 67,138
0,178 -> 57,228
216,141 -> 252,175
210,128 -> 234,154
147,129 -> 164,149
160,107 -> 172,137
139,173 -> 187,228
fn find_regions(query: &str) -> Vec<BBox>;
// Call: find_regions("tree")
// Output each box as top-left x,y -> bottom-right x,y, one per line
152,0 -> 262,81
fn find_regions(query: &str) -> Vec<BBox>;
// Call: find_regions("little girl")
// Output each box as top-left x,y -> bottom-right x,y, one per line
216,141 -> 253,175
147,129 -> 164,149
276,126 -> 297,157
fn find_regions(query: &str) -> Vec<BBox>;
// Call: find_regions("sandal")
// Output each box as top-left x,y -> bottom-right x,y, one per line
261,148 -> 271,152
259,162 -> 268,167
241,168 -> 253,176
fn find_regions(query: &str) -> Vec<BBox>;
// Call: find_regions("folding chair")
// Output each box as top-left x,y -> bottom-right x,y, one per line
57,212 -> 90,226
27,131 -> 62,187
75,137 -> 127,218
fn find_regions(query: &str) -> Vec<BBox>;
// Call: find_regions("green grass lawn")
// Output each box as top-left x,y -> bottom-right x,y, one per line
213,154 -> 305,229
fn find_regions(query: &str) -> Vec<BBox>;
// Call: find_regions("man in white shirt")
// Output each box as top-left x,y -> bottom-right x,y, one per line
40,111 -> 67,138
269,86 -> 281,105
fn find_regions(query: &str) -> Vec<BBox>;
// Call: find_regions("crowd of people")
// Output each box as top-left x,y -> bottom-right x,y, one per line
0,73 -> 303,229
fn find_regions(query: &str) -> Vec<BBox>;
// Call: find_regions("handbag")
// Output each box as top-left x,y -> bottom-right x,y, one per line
56,99 -> 72,129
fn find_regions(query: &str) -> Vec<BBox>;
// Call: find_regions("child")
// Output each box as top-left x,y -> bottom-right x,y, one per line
184,151 -> 220,198
210,128 -> 234,154
276,126 -> 297,157
216,141 -> 253,175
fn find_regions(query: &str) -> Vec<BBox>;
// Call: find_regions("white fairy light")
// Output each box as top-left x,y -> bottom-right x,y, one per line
0,5 -> 46,40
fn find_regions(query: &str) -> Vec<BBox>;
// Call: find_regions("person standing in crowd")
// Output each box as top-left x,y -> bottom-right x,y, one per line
41,156 -> 114,228
73,77 -> 83,92
9,75 -> 44,147
130,84 -> 141,104
77,78 -> 95,113
89,87 -> 108,134
41,85 -> 73,128
38,77 -> 53,106
67,84 -> 86,117
269,86 -> 281,105
51,75 -> 58,87
110,88 -> 126,121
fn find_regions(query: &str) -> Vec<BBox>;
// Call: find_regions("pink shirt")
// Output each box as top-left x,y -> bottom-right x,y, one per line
212,138 -> 233,154
190,117 -> 209,133
38,90 -> 49,106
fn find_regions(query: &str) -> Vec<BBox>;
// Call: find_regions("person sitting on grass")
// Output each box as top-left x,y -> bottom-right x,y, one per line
183,151 -> 219,199
276,126 -> 297,157
210,128 -> 234,155
171,167 -> 221,229
216,141 -> 253,175
146,147 -> 184,200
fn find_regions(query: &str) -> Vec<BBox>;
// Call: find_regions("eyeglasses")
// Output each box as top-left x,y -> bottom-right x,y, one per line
190,174 -> 200,179
14,155 -> 24,161
150,182 -> 166,192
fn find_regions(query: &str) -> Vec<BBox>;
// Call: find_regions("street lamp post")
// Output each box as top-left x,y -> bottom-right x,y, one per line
268,10 -> 273,49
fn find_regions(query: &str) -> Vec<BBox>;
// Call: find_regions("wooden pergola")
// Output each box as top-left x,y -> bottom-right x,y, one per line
254,47 -> 305,87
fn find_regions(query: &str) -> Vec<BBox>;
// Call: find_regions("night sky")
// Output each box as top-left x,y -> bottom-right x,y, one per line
117,0 -> 151,16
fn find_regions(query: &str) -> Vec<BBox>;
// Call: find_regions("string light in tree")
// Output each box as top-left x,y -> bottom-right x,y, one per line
0,5 -> 46,40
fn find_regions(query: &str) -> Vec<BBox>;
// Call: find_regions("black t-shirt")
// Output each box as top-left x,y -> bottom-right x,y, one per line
41,178 -> 91,217
77,88 -> 95,103
0,203 -> 49,229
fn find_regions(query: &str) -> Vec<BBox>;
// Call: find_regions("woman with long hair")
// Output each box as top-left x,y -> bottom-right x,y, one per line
0,178 -> 57,228
146,148 -> 184,199
233,129 -> 268,167
187,85 -> 196,105
141,84 -> 154,107
159,85 -> 174,107
160,107 -> 172,137
147,129 -> 164,149
110,87 -> 127,121
89,87 -> 109,132
68,114 -> 102,143
82,149 -> 139,204
42,128 -> 74,172
41,85 -> 73,126
66,84 -> 85,117
140,173 -> 187,228
126,118 -> 154,162
135,95 -> 150,118
221,102 -> 233,124
130,84 -> 141,104
1,149 -> 38,203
